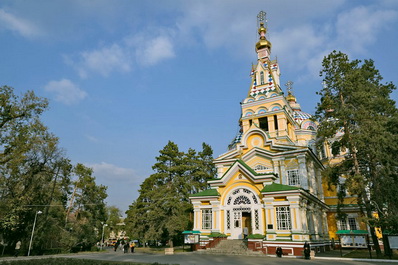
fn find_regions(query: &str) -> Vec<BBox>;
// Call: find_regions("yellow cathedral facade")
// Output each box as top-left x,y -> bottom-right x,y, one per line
189,12 -> 367,256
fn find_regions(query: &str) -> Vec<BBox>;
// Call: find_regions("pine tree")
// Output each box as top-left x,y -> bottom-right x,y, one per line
125,141 -> 216,247
316,51 -> 398,257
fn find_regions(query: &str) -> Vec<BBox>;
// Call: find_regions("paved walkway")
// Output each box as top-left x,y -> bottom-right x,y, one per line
1,248 -> 398,265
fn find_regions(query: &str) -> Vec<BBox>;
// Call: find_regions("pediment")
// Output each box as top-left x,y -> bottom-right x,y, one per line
208,160 -> 277,187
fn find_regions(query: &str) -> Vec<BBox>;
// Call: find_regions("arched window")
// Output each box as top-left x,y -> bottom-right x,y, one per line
260,72 -> 264,85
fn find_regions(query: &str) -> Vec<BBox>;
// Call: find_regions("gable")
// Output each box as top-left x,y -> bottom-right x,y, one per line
208,160 -> 277,188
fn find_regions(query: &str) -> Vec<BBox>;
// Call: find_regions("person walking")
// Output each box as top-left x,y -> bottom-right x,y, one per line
130,241 -> 135,253
123,242 -> 129,253
114,240 -> 119,252
14,241 -> 21,257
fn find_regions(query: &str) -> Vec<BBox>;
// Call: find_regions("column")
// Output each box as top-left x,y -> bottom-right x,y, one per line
272,159 -> 280,181
279,159 -> 286,185
298,155 -> 308,190
268,115 -> 276,137
211,200 -> 221,232
192,202 -> 201,230
316,167 -> 324,200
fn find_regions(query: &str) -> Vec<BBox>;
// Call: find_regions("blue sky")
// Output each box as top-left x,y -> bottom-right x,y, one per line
1,0 -> 397,214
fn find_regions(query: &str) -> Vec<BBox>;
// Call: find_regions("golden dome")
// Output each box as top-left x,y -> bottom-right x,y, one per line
256,22 -> 271,51
286,93 -> 296,102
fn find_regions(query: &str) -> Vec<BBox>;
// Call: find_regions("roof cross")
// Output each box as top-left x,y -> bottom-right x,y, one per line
285,81 -> 294,95
257,11 -> 267,28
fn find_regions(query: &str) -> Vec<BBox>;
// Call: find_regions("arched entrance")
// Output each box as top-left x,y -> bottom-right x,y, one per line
223,187 -> 262,239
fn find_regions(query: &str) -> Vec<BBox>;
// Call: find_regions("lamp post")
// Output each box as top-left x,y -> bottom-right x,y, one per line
28,210 -> 42,256
101,222 -> 108,250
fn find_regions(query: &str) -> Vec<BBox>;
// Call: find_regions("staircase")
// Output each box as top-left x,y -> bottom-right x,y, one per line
200,239 -> 263,256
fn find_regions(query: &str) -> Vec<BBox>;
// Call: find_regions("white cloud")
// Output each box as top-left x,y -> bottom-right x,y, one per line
44,79 -> 87,105
336,6 -> 398,53
76,44 -> 132,78
132,35 -> 175,66
64,44 -> 132,78
0,9 -> 43,38
67,30 -> 176,77
88,162 -> 137,181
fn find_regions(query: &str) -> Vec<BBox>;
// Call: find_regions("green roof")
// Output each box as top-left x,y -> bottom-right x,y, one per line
261,182 -> 300,193
190,189 -> 220,197
182,230 -> 201,234
336,230 -> 368,235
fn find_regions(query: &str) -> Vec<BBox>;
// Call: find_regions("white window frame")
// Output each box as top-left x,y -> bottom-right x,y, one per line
339,218 -> 348,230
287,169 -> 300,186
202,209 -> 212,230
348,217 -> 357,230
276,206 -> 291,230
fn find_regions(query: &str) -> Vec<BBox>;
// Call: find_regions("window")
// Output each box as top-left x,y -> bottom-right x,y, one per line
276,206 -> 291,230
287,169 -> 300,186
348,218 -> 357,230
260,71 -> 264,84
259,117 -> 269,131
202,209 -> 212,229
339,218 -> 348,230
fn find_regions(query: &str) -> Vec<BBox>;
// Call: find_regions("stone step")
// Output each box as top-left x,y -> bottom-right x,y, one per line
200,239 -> 264,256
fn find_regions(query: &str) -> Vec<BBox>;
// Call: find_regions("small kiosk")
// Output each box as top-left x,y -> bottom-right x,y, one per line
182,230 -> 200,251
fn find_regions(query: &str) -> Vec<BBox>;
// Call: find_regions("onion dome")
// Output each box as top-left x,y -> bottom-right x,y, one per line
256,22 -> 272,51
294,111 -> 312,125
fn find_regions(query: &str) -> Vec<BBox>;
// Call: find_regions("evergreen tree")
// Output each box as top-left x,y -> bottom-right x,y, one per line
125,141 -> 216,247
315,51 -> 398,257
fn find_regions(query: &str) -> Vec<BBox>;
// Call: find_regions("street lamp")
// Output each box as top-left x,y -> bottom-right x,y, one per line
28,210 -> 42,256
101,222 -> 108,250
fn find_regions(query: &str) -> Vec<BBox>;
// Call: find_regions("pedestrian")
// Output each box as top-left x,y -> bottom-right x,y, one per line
276,246 -> 283,258
123,242 -> 129,253
114,240 -> 119,252
130,241 -> 135,253
243,227 -> 248,240
14,241 -> 21,257
120,240 -> 124,251
303,241 -> 311,259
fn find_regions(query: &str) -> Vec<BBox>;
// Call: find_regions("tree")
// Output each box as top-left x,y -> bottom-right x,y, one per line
125,141 -> 216,247
0,86 -> 108,254
65,164 -> 107,250
315,51 -> 398,257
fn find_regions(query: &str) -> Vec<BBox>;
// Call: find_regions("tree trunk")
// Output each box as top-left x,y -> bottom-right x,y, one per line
363,195 -> 382,257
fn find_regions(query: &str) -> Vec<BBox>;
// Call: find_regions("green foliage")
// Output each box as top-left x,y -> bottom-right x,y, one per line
315,51 -> 398,255
247,234 -> 264,239
0,86 -> 108,255
208,232 -> 228,238
125,141 -> 216,246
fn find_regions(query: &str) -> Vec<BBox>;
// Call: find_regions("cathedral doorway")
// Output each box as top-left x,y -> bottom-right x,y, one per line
223,187 -> 262,239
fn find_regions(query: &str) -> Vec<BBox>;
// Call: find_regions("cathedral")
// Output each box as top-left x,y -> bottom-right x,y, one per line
189,12 -> 368,256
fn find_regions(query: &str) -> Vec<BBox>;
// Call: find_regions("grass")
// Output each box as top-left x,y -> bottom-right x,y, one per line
0,258 -> 177,265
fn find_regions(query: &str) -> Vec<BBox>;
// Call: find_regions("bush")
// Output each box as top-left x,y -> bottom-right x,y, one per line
247,234 -> 264,239
208,232 -> 228,238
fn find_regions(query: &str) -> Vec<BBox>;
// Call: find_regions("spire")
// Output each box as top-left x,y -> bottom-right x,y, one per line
256,11 -> 271,51
285,81 -> 301,111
